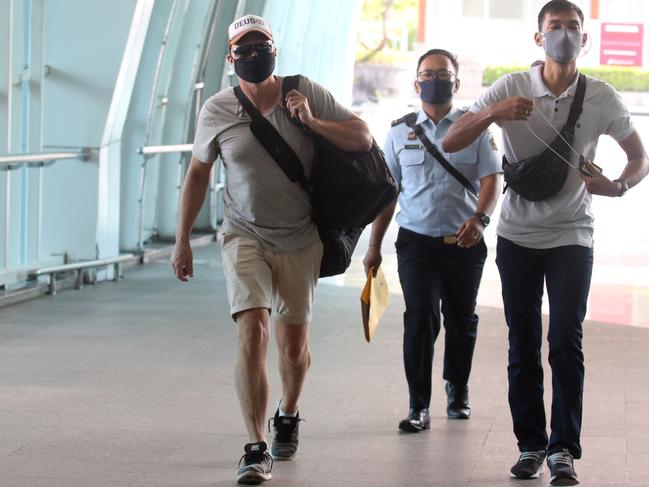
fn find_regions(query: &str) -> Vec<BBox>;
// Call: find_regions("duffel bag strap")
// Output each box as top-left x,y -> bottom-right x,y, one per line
233,84 -> 309,192
281,75 -> 310,133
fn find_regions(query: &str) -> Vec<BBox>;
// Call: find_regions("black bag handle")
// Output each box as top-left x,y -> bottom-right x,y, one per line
282,75 -> 309,132
233,84 -> 309,192
403,115 -> 477,196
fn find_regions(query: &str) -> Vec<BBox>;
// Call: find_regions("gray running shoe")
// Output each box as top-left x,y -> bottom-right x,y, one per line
237,442 -> 273,484
510,450 -> 546,479
269,409 -> 302,460
547,449 -> 579,486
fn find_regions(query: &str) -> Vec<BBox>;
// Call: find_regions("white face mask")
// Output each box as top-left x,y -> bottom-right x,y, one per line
542,28 -> 583,63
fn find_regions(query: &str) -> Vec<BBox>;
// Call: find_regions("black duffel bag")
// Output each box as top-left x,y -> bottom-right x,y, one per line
233,77 -> 397,277
282,75 -> 398,230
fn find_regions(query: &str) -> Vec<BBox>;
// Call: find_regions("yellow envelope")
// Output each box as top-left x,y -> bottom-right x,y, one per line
360,267 -> 389,342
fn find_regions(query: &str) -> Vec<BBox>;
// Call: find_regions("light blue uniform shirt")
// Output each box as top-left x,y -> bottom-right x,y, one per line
384,108 -> 501,238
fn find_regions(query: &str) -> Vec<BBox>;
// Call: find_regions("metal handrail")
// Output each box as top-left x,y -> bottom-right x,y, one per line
28,253 -> 135,295
134,144 -> 225,251
137,143 -> 193,156
0,148 -> 91,170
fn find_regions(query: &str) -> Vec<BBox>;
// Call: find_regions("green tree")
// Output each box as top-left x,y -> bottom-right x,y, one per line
357,0 -> 419,63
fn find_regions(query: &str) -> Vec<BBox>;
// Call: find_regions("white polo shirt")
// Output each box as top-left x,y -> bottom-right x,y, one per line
470,63 -> 634,249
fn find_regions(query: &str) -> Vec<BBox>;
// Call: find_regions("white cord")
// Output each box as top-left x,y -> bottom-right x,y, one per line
533,107 -> 582,160
523,120 -> 578,169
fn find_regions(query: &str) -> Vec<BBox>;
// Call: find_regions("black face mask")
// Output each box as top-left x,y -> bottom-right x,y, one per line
418,78 -> 454,105
234,51 -> 275,83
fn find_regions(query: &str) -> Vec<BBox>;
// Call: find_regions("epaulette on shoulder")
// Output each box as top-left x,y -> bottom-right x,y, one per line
391,112 -> 418,127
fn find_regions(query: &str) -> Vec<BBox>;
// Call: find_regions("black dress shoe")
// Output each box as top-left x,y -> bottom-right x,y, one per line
398,408 -> 431,432
446,382 -> 470,419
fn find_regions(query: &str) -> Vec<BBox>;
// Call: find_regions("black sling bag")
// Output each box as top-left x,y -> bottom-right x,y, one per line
502,73 -> 586,201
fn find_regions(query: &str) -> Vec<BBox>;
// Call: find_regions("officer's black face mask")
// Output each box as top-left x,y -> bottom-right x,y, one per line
418,78 -> 454,105
233,51 -> 275,83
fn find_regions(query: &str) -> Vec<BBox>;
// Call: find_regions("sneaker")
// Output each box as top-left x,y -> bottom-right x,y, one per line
510,450 -> 546,479
237,442 -> 273,484
547,449 -> 579,486
269,408 -> 302,460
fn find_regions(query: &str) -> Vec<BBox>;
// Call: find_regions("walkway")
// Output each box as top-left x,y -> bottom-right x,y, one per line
0,243 -> 648,486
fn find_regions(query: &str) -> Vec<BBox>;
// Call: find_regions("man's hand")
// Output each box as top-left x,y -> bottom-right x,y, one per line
171,240 -> 194,282
580,166 -> 620,197
456,216 -> 484,248
362,246 -> 382,277
285,89 -> 314,125
490,96 -> 534,122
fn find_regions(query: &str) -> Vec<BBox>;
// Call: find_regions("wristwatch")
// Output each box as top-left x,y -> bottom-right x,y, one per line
474,212 -> 490,227
613,179 -> 629,197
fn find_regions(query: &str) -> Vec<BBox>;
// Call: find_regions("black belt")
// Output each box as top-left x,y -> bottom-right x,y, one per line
400,228 -> 458,245
437,235 -> 458,245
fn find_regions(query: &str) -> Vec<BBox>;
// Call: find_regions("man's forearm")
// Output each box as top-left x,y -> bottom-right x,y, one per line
176,162 -> 212,242
369,199 -> 397,247
476,174 -> 502,216
443,110 -> 496,153
308,117 -> 373,152
620,156 -> 649,188
617,131 -> 649,188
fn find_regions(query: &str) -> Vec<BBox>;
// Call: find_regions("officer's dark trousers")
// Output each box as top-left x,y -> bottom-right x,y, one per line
496,236 -> 593,459
396,227 -> 487,410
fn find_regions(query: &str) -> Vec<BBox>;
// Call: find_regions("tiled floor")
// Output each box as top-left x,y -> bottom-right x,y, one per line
1,242 -> 648,486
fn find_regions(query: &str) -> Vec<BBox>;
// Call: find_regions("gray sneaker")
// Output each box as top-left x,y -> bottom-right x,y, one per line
269,409 -> 302,460
237,442 -> 273,484
510,450 -> 546,479
547,449 -> 579,486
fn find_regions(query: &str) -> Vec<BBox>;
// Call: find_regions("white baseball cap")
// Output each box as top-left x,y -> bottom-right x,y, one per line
228,14 -> 273,45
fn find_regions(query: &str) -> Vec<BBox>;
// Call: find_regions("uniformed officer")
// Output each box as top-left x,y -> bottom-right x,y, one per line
363,48 -> 502,432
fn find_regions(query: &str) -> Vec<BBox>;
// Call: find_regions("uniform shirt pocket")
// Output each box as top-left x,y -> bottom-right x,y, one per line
448,145 -> 478,165
399,148 -> 427,185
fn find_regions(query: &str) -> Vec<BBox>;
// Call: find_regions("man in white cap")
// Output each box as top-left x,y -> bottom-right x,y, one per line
171,13 -> 372,484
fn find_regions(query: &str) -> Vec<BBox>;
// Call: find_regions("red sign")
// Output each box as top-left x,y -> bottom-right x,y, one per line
600,22 -> 643,67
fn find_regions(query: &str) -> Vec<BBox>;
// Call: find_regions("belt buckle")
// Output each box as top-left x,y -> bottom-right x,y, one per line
443,235 -> 458,245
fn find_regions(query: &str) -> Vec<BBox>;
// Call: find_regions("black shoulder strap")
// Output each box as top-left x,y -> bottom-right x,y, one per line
282,74 -> 302,97
403,114 -> 477,196
564,73 -> 587,130
233,85 -> 309,191
392,112 -> 418,127
281,75 -> 312,133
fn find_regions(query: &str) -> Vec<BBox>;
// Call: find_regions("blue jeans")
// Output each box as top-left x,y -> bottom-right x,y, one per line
496,236 -> 593,459
396,227 -> 487,410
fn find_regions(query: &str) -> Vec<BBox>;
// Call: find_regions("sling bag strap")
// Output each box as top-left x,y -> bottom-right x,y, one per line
566,73 -> 587,129
232,84 -> 310,192
401,112 -> 477,196
558,72 -> 587,142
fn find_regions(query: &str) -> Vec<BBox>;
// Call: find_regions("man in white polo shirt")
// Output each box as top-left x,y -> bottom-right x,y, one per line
443,1 -> 648,485
171,14 -> 371,484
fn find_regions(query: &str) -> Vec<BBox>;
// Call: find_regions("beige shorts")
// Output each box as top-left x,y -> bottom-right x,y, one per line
219,232 -> 323,324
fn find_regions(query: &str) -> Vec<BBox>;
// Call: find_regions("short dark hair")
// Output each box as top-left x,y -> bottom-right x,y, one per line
416,49 -> 459,75
537,0 -> 584,31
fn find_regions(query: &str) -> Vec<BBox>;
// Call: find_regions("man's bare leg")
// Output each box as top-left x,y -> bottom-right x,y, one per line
274,320 -> 310,414
235,308 -> 271,443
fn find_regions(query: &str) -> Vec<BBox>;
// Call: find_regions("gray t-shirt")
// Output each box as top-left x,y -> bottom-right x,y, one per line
470,64 -> 634,249
192,76 -> 354,253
